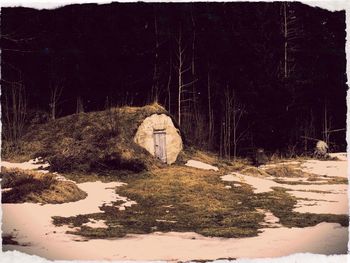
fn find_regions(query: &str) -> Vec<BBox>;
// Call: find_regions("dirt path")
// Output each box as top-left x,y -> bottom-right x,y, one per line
1,154 -> 348,261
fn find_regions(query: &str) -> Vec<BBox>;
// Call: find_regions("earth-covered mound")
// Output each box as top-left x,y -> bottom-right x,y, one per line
14,103 -> 178,173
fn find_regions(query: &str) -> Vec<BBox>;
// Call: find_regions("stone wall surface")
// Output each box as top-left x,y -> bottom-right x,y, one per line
134,114 -> 182,164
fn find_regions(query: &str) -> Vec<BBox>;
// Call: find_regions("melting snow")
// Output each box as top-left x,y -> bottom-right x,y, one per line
329,152 -> 348,161
185,160 -> 219,171
221,154 -> 348,215
1,155 -> 348,260
221,172 -> 280,193
1,158 -> 50,173
1,159 -> 138,259
301,159 -> 348,178
3,222 -> 347,260
82,219 -> 108,229
257,209 -> 282,228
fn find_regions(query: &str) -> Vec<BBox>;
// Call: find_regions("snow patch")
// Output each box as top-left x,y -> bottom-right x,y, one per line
1,159 -> 138,259
329,152 -> 348,161
4,222 -> 347,260
301,160 -> 347,178
185,160 -> 219,171
1,158 -> 50,173
257,209 -> 282,228
221,172 -> 279,193
221,155 -> 348,216
82,219 -> 108,229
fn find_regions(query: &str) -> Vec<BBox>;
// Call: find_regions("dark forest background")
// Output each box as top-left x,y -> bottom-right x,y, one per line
1,2 -> 347,159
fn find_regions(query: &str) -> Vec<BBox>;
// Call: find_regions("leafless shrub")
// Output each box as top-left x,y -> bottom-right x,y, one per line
2,80 -> 27,151
49,81 -> 63,120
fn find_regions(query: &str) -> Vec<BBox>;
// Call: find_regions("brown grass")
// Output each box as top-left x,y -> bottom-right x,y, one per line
264,166 -> 305,178
1,168 -> 87,204
51,163 -> 348,240
239,166 -> 270,178
52,165 -> 264,239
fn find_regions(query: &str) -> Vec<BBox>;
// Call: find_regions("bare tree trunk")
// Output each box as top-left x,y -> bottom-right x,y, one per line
224,88 -> 233,159
222,87 -> 246,160
233,98 -> 237,160
281,3 -> 302,111
207,69 -> 214,148
191,6 -> 199,123
152,7 -> 160,103
49,82 -> 63,120
167,51 -> 172,114
220,118 -> 223,158
175,24 -> 197,127
301,111 -> 315,152
323,100 -> 332,146
177,25 -> 183,125
76,96 -> 84,114
283,2 -> 288,79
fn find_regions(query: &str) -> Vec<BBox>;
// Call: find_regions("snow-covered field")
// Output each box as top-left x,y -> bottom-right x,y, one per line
1,154 -> 348,261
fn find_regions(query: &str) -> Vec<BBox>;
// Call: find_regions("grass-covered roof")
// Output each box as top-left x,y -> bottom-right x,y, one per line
17,103 -> 177,173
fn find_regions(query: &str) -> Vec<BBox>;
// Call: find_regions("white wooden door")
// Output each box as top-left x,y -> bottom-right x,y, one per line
154,130 -> 167,163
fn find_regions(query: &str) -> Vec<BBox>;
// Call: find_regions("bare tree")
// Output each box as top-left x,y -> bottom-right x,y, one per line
282,2 -> 300,79
3,79 -> 27,148
151,6 -> 160,103
322,99 -> 333,147
281,2 -> 304,112
220,86 -> 246,160
76,96 -> 84,114
175,24 -> 197,126
207,68 -> 214,148
49,81 -> 63,120
190,6 -> 199,123
166,48 -> 172,114
300,111 -> 316,152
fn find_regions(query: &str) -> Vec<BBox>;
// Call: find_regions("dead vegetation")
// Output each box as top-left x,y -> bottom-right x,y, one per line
52,165 -> 264,239
51,164 -> 348,240
239,166 -> 270,178
264,165 -> 304,178
1,168 -> 87,204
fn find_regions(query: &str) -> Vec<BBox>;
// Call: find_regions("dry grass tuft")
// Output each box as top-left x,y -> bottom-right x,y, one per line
1,168 -> 87,204
239,166 -> 270,178
264,166 -> 304,178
